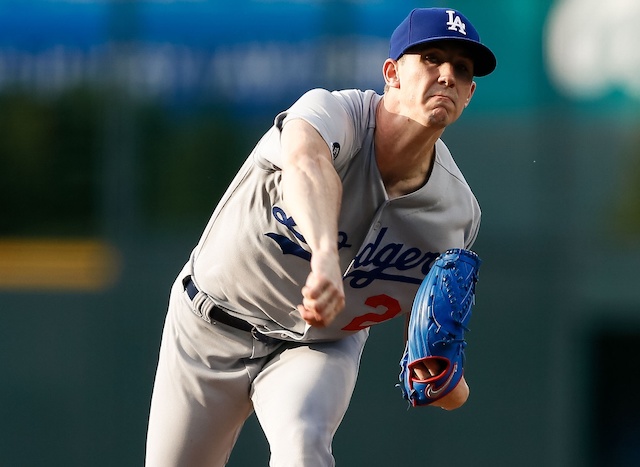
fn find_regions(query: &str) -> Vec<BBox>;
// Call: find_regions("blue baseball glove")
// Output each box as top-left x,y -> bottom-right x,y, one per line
398,248 -> 481,407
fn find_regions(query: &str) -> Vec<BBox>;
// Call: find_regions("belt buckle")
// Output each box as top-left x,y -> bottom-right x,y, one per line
251,327 -> 264,342
251,327 -> 277,345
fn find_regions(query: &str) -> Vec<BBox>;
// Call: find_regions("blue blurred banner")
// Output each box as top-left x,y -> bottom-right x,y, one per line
0,0 -> 638,112
0,1 -> 398,109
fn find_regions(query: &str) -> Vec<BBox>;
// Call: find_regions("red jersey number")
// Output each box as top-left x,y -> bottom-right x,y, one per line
341,294 -> 402,331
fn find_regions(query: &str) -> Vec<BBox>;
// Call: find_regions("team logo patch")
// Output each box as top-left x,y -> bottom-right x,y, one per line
445,10 -> 467,35
331,142 -> 340,160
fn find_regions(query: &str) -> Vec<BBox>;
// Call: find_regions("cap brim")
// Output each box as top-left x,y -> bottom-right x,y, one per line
402,37 -> 497,77
459,40 -> 496,77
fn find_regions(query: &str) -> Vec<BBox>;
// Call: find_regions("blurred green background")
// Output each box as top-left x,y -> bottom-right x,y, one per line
1,0 -> 639,466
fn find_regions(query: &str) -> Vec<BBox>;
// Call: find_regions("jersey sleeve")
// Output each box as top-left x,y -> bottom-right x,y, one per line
266,88 -> 361,171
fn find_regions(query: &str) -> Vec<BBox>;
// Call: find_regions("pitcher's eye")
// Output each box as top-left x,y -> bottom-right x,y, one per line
423,54 -> 441,65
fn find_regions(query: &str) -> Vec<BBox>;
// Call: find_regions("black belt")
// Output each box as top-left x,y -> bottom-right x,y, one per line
183,276 -> 280,345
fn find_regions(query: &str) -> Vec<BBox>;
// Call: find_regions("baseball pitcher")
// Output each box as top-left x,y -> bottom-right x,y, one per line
146,7 -> 496,466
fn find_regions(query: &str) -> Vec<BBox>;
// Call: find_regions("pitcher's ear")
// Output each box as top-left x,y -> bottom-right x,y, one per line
383,58 -> 400,88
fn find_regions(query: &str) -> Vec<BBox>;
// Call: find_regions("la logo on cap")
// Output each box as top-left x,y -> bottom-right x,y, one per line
446,10 -> 467,35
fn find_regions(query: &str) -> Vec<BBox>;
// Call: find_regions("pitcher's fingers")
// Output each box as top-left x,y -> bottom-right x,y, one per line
297,304 -> 326,327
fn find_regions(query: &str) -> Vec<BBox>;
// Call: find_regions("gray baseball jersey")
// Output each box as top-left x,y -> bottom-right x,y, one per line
189,88 -> 480,343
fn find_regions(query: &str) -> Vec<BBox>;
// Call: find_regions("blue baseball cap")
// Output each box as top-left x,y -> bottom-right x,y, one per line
389,8 -> 496,77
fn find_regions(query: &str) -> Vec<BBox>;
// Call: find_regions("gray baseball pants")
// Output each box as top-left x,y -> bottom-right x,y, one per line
145,271 -> 368,466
